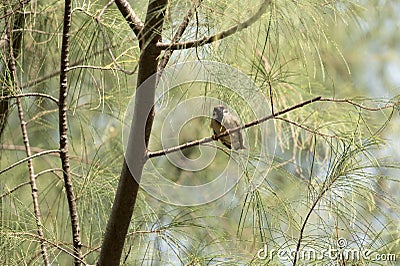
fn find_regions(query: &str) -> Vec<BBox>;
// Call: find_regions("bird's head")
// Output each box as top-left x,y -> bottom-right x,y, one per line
212,105 -> 226,123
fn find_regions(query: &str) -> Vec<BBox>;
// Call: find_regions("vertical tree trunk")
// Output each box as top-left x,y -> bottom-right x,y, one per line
98,1 -> 168,264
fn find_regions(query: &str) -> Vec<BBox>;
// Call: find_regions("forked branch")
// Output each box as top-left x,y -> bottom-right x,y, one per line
158,0 -> 203,72
156,0 -> 271,50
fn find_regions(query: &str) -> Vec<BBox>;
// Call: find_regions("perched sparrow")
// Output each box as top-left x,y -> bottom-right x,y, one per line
210,105 -> 245,150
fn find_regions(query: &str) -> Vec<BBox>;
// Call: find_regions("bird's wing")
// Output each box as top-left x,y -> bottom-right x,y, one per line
223,114 -> 245,150
221,140 -> 232,149
232,118 -> 245,149
237,128 -> 244,149
211,119 -> 222,134
212,118 -> 232,149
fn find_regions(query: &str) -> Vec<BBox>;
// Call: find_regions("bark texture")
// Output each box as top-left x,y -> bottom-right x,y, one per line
97,1 -> 168,264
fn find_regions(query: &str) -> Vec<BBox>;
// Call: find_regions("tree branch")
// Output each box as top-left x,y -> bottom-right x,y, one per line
8,232 -> 87,265
59,0 -> 83,263
148,96 -> 322,158
1,8 -> 25,141
292,144 -> 357,265
275,117 -> 339,139
7,12 -> 50,263
0,0 -> 31,20
0,92 -> 59,104
0,149 -> 60,175
319,97 -> 399,111
66,64 -> 138,73
0,168 -> 62,199
114,0 -> 144,39
95,0 -> 138,75
17,45 -> 125,90
147,96 -> 400,158
0,143 -> 93,164
158,0 -> 203,72
156,0 -> 271,50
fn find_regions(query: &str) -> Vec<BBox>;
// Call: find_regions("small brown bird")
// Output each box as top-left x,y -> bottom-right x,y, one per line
210,105 -> 245,150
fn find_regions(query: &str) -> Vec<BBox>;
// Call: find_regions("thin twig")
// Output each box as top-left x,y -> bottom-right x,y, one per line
1,144 -> 93,164
0,92 -> 59,104
1,144 -> 58,154
0,0 -> 31,20
66,64 -> 137,73
275,117 -> 339,139
319,97 -> 399,111
95,0 -> 137,75
147,96 -> 322,158
158,0 -> 203,73
18,45 -> 124,90
7,232 -> 87,265
0,149 -> 60,175
255,47 -> 274,114
292,151 -> 349,266
59,0 -> 83,263
1,7 -> 25,140
0,168 -> 63,199
293,190 -> 326,266
15,101 -> 50,264
26,108 -> 58,125
0,180 -> 30,198
12,28 -> 63,35
156,0 -> 271,50
98,0 -> 115,18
